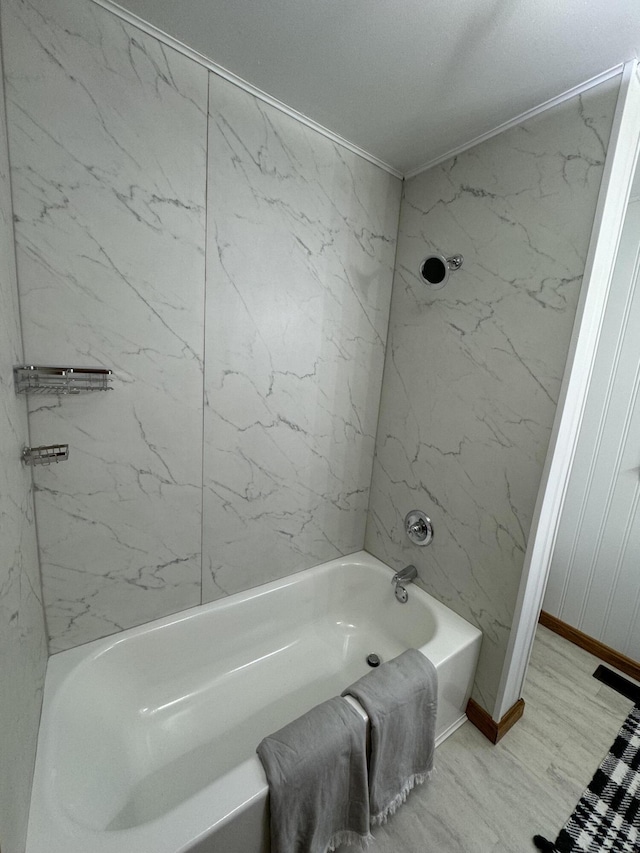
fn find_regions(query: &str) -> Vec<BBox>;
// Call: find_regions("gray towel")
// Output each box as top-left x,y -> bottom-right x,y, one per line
257,696 -> 372,853
342,648 -> 438,825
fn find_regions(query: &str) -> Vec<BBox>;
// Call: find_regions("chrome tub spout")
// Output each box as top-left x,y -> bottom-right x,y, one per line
392,564 -> 417,603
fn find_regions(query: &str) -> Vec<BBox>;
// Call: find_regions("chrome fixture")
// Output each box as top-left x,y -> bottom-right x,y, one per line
14,365 -> 113,395
392,563 -> 418,603
22,444 -> 69,466
366,653 -> 381,667
405,510 -> 434,546
419,252 -> 463,290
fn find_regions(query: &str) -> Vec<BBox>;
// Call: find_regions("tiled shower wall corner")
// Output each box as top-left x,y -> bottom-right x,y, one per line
0,20 -> 48,853
365,80 -> 620,713
1,0 -> 401,653
3,0 -> 209,651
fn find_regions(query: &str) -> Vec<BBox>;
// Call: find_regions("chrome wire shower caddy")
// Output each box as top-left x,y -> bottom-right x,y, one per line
14,365 -> 113,395
22,444 -> 69,466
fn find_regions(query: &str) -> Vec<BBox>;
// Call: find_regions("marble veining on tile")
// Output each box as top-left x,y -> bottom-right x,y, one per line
366,81 -> 619,713
2,0 -> 402,650
203,74 -> 401,600
3,0 -> 209,651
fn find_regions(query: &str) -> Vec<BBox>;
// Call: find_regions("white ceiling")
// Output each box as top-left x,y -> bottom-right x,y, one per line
109,0 -> 640,175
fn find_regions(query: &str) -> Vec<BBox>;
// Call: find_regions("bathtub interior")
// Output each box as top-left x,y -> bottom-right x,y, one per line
29,554 -> 482,853
54,562 -> 443,832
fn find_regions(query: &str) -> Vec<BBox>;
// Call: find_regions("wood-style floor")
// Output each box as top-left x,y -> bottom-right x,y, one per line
346,625 -> 634,852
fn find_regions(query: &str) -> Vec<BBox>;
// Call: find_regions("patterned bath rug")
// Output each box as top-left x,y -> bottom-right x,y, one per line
533,704 -> 640,852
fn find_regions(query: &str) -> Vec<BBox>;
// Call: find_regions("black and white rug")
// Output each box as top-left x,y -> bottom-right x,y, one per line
533,704 -> 640,852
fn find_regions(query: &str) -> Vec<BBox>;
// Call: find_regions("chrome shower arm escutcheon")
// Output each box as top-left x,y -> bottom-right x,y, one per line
404,510 -> 434,546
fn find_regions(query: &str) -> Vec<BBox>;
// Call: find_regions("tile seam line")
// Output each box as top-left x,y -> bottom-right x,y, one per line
200,70 -> 210,607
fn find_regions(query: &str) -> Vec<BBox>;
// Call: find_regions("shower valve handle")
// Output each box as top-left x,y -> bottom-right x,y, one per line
404,510 -> 434,546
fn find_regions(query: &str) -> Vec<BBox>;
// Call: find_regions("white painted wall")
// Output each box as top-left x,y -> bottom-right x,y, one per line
543,173 -> 640,661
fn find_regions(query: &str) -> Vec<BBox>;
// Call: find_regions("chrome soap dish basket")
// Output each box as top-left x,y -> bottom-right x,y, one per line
14,365 -> 113,395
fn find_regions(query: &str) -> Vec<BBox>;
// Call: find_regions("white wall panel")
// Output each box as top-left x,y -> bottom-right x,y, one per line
3,0 -> 209,652
544,197 -> 640,661
202,74 -> 401,600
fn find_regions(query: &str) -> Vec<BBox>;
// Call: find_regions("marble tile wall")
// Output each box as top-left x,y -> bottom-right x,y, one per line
2,0 -> 209,652
203,76 -> 401,599
0,25 -> 48,853
365,81 -> 619,714
2,0 -> 401,650
3,0 -> 614,723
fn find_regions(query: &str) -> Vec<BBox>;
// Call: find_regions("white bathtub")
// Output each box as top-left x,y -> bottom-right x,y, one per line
26,551 -> 481,853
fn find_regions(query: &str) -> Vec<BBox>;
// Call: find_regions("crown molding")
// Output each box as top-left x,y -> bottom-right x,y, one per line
89,1 -> 627,183
404,63 -> 626,180
89,0 -> 403,179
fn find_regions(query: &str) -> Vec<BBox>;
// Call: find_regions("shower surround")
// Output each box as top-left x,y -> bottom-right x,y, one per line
0,0 -> 622,727
366,82 -> 619,711
2,0 -> 401,653
0,0 -> 625,849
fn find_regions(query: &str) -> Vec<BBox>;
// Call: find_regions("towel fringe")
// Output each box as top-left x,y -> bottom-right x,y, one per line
371,770 -> 433,827
326,829 -> 374,851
